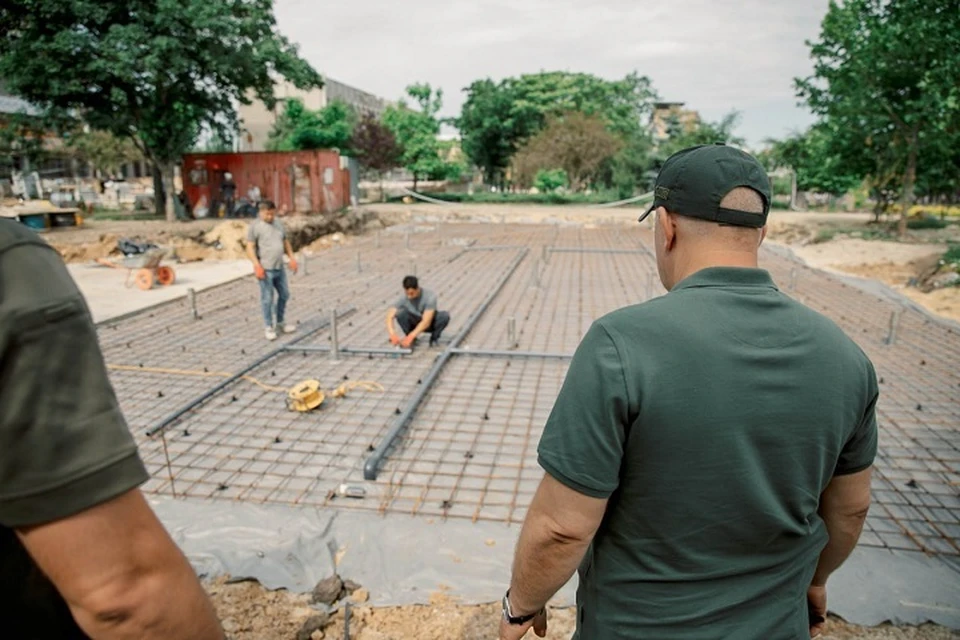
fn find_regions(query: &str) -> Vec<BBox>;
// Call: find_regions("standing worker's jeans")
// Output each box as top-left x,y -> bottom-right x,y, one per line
395,308 -> 450,344
259,268 -> 289,328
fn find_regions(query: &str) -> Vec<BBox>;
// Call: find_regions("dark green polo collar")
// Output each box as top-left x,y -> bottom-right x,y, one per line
671,267 -> 778,292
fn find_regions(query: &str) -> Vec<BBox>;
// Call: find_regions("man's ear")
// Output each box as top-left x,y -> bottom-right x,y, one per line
657,207 -> 676,251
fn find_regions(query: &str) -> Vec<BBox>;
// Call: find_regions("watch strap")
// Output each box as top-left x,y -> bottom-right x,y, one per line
502,590 -> 543,625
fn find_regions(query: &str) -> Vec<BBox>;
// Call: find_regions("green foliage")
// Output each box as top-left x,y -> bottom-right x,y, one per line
796,0 -> 960,230
534,168 -> 568,193
267,99 -> 354,152
383,84 -> 459,186
458,71 -> 656,185
0,0 -> 321,220
906,216 -> 948,230
762,126 -> 861,196
942,244 -> 960,273
67,129 -> 143,176
386,190 -> 634,206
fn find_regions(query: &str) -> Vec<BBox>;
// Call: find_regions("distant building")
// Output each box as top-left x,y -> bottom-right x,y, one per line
238,77 -> 389,152
649,101 -> 701,143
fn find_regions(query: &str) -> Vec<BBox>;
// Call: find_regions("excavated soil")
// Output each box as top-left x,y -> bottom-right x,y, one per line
206,578 -> 958,640
44,211 -> 379,264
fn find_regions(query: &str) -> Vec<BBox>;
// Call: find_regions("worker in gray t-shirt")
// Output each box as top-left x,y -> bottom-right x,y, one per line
246,200 -> 298,341
386,275 -> 450,348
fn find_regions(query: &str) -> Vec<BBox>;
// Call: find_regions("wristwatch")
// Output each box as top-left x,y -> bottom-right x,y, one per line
501,590 -> 544,625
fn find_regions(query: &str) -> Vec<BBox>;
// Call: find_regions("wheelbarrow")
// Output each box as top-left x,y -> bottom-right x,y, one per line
96,248 -> 176,290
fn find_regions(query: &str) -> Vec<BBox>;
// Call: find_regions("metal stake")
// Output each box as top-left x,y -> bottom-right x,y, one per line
356,250 -> 362,274
375,231 -> 381,248
530,258 -> 541,288
507,317 -> 517,347
789,268 -> 797,291
541,245 -> 549,264
187,287 -> 199,320
330,308 -> 340,360
885,309 -> 902,345
301,252 -> 308,276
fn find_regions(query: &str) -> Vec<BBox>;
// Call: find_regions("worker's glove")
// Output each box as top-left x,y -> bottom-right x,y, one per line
254,264 -> 266,280
389,334 -> 401,346
288,258 -> 298,274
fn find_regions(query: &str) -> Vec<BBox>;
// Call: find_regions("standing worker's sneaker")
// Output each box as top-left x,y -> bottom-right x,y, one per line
265,327 -> 278,341
282,323 -> 297,334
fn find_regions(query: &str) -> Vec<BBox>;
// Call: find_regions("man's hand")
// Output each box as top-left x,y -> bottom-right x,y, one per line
807,585 -> 827,637
288,258 -> 298,274
254,264 -> 266,280
499,609 -> 547,640
400,334 -> 415,348
389,334 -> 401,346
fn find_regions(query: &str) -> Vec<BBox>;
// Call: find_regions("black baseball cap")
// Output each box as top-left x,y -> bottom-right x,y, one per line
639,143 -> 771,228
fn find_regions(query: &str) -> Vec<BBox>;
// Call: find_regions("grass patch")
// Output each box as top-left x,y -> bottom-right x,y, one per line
906,216 -> 949,230
812,229 -> 837,244
386,190 -> 648,206
88,208 -> 163,221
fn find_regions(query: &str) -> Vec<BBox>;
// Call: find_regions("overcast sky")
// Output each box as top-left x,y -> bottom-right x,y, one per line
274,0 -> 831,148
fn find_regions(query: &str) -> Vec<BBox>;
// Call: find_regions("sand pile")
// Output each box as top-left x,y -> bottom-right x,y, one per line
52,234 -> 120,262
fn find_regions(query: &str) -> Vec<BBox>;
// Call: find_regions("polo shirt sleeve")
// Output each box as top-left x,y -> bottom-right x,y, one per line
0,243 -> 148,528
537,322 -> 630,498
423,290 -> 438,311
834,362 -> 879,476
246,222 -> 258,243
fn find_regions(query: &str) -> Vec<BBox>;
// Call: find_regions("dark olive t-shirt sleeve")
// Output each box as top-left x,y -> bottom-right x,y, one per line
835,359 -> 879,476
0,240 -> 148,528
537,322 -> 631,498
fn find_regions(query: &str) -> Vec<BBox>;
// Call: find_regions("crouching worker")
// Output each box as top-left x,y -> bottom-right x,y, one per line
386,276 -> 450,348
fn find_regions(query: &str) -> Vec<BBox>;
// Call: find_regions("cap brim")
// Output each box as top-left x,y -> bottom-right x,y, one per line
637,203 -> 655,223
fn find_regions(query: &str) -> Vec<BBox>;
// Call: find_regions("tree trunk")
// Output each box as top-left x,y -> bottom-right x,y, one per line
789,170 -> 798,211
161,161 -> 177,222
379,174 -> 386,202
152,164 -> 166,218
898,132 -> 918,237
413,173 -> 418,192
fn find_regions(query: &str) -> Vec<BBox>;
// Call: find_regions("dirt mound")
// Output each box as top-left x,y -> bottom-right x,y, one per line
51,233 -> 120,262
205,578 -> 955,640
203,221 -> 251,259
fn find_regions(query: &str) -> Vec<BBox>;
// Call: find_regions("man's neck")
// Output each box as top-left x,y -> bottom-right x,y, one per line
672,249 -> 759,286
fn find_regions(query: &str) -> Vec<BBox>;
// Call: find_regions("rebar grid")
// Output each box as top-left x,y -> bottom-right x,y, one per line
98,221 -> 957,557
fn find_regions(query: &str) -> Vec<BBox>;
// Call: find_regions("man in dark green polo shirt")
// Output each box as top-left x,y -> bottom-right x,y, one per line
500,144 -> 878,640
0,220 -> 223,639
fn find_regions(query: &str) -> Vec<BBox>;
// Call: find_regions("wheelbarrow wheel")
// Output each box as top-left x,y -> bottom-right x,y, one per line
156,266 -> 176,286
135,269 -> 154,290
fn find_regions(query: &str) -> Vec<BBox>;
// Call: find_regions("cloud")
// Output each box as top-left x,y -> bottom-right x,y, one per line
273,0 -> 831,146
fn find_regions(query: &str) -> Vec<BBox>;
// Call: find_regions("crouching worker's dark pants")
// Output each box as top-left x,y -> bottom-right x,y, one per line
395,308 -> 450,344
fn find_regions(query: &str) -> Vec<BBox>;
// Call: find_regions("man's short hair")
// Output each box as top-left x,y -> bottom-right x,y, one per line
402,275 -> 418,290
258,200 -> 276,211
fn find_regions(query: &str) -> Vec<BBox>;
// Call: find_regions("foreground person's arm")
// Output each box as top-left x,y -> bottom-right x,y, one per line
19,489 -> 224,640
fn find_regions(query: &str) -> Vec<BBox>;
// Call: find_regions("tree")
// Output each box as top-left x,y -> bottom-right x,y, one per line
68,129 -> 142,177
762,127 -> 862,197
0,1 -> 321,221
383,83 -> 457,190
796,0 -> 960,234
458,71 -> 656,187
511,113 -> 622,191
267,99 -> 354,152
351,111 -> 402,200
